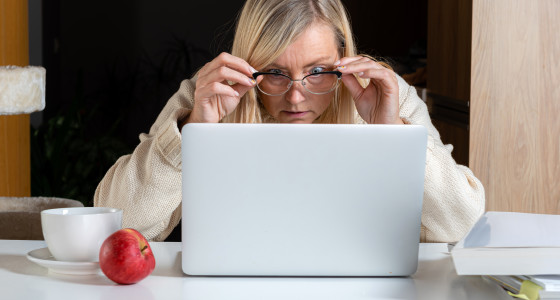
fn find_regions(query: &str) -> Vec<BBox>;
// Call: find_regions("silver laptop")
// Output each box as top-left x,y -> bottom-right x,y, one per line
181,123 -> 427,276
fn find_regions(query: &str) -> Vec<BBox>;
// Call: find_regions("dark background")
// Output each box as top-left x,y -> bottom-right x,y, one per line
33,0 -> 427,205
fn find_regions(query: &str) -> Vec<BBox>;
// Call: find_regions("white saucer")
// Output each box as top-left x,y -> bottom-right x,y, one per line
26,247 -> 101,275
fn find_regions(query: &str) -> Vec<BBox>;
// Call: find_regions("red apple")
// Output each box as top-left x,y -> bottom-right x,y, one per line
99,228 -> 156,284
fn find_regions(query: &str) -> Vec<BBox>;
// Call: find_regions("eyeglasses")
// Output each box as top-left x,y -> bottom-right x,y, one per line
252,71 -> 342,96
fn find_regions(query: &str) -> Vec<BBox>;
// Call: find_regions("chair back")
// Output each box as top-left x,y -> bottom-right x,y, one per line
0,197 -> 83,240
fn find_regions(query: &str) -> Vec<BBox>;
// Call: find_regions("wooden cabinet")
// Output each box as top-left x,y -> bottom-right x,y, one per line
470,0 -> 560,214
427,0 -> 471,166
428,0 -> 560,214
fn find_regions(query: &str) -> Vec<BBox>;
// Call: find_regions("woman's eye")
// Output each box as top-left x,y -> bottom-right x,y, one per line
311,67 -> 325,74
268,69 -> 283,74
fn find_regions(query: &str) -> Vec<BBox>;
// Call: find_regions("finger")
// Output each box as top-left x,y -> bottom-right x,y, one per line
338,59 -> 397,92
199,52 -> 257,78
334,56 -> 365,67
358,68 -> 398,91
336,58 -> 385,75
203,52 -> 257,76
341,73 -> 370,101
253,73 -> 265,83
232,80 -> 258,98
236,70 -> 267,96
195,82 -> 240,99
197,65 -> 256,89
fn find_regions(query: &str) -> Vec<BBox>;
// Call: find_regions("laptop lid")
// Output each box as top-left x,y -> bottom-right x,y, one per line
181,123 -> 427,276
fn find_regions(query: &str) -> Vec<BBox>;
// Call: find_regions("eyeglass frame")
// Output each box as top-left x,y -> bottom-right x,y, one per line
251,70 -> 342,96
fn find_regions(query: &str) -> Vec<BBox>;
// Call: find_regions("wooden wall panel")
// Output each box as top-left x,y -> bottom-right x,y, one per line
0,0 -> 31,196
470,0 -> 560,213
427,0 -> 472,166
427,0 -> 472,102
432,119 -> 469,167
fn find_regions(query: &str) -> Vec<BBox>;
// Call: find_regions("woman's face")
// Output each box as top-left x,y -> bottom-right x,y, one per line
259,22 -> 339,123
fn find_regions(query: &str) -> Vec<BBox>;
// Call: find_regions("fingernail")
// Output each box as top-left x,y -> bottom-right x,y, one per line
334,60 -> 340,66
248,78 -> 256,85
337,65 -> 346,69
234,91 -> 240,97
250,67 -> 258,73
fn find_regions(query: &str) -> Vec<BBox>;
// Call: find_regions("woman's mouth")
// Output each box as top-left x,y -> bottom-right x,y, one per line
283,111 -> 308,118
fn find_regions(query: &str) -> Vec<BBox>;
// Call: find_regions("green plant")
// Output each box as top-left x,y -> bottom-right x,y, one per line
31,37 -> 211,207
31,72 -> 132,207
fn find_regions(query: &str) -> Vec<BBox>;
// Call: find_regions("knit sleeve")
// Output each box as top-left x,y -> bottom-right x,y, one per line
94,79 -> 196,241
395,75 -> 485,243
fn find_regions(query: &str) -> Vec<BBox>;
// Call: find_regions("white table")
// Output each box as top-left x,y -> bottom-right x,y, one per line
0,240 -> 510,300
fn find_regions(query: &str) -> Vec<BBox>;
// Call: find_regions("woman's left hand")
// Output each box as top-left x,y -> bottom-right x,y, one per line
335,56 -> 403,124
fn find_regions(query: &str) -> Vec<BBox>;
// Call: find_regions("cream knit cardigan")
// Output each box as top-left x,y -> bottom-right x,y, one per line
94,75 -> 485,243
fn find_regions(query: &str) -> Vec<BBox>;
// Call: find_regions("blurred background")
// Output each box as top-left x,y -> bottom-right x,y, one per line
5,0 -> 557,224
28,0 -> 428,206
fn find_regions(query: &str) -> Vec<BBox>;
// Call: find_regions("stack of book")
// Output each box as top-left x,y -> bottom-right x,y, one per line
450,211 -> 560,300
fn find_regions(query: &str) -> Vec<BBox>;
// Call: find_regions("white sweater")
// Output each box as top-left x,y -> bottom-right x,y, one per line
94,75 -> 485,242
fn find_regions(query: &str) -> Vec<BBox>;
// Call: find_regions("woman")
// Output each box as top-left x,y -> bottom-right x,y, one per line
94,0 -> 485,243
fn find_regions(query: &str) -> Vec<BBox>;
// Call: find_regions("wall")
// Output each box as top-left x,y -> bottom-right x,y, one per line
470,0 -> 560,213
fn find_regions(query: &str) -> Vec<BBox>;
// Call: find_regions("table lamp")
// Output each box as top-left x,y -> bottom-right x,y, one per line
0,65 -> 46,197
0,66 -> 45,115
0,66 -> 72,240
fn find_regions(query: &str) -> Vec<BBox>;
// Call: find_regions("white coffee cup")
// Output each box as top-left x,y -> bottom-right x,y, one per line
41,207 -> 122,262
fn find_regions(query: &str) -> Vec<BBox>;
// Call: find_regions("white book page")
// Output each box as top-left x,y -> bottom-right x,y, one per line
462,212 -> 560,248
529,275 -> 560,291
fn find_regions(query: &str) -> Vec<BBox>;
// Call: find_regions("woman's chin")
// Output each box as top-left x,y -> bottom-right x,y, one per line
278,118 -> 313,124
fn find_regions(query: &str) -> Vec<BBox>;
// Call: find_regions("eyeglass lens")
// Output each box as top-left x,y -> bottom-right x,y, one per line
255,73 -> 339,95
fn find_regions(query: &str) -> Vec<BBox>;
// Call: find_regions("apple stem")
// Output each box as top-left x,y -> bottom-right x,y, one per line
141,245 -> 148,252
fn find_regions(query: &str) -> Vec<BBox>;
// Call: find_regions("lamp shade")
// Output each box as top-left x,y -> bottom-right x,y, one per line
0,66 -> 46,115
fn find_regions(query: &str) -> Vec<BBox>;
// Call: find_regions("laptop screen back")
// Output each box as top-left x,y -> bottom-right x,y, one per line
181,123 -> 427,276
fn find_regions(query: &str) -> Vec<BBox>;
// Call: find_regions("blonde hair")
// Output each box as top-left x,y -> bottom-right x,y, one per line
222,0 -> 368,124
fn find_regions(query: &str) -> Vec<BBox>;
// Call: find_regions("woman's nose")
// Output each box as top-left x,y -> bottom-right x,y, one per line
285,81 -> 306,104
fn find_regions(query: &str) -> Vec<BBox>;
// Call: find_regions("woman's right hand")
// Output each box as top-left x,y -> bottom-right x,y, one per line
188,52 -> 258,123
